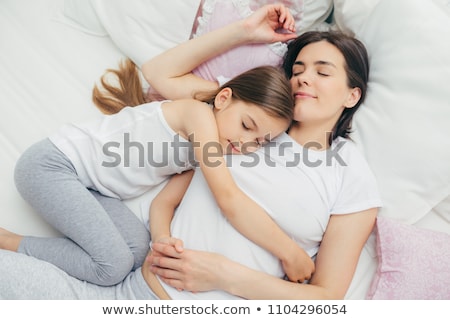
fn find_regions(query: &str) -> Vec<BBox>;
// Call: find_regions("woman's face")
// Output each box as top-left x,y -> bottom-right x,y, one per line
289,40 -> 360,128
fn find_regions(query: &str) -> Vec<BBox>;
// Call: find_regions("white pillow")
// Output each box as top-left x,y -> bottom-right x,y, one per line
91,0 -> 202,67
248,0 -> 333,32
332,0 -> 381,34
352,0 -> 450,224
54,0 -> 107,36
59,0 -> 202,67
301,0 -> 333,31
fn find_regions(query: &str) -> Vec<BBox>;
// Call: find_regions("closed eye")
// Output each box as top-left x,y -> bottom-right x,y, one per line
242,122 -> 249,130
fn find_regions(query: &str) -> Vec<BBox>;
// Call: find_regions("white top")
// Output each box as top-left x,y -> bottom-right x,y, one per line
156,133 -> 382,299
50,101 -> 194,199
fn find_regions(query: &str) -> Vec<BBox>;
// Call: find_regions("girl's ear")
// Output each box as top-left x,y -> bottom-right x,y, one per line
214,87 -> 233,110
345,87 -> 362,109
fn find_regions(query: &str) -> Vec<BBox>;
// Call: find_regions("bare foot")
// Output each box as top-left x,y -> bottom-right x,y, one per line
0,227 -> 23,251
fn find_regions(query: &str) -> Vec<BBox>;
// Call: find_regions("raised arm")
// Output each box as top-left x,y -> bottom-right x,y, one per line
141,3 -> 297,100
148,208 -> 377,299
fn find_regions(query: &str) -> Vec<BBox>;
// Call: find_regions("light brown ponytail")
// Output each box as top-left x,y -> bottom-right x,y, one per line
92,59 -> 148,114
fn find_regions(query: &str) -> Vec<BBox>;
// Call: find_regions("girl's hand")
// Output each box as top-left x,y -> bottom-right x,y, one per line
242,3 -> 297,44
147,242 -> 224,292
281,243 -> 315,283
153,236 -> 184,254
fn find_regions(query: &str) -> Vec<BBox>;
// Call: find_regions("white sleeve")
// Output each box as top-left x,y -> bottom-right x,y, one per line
331,141 -> 383,214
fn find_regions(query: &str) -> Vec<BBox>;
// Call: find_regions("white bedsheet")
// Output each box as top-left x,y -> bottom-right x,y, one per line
1,0 -> 114,234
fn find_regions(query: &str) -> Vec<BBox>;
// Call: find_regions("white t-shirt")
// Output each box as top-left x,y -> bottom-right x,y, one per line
50,101 -> 194,199
153,133 -> 382,299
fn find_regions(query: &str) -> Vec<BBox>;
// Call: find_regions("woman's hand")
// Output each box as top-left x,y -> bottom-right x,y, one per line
242,3 -> 298,44
146,242 -> 225,293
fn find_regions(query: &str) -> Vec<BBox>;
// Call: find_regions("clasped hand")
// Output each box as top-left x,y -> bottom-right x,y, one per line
281,242 -> 315,284
147,240 -> 222,293
241,3 -> 297,44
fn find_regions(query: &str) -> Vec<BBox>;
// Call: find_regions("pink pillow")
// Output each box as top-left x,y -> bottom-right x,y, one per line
191,0 -> 286,82
367,216 -> 450,299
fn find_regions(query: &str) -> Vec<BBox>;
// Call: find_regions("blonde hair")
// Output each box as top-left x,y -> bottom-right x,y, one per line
92,59 -> 148,114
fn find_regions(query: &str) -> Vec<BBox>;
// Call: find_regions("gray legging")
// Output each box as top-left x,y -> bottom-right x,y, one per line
0,249 -> 157,299
13,139 -> 150,286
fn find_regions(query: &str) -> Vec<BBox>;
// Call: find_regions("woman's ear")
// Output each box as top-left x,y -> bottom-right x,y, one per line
345,87 -> 362,108
214,87 -> 233,110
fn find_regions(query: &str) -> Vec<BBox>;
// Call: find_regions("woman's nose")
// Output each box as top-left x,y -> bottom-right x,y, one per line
297,72 -> 311,86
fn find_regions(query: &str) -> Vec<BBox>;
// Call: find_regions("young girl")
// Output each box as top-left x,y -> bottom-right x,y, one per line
0,60 -> 305,286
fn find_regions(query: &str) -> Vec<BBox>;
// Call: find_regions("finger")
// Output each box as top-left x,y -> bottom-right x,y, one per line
276,6 -> 295,32
174,239 -> 184,253
158,275 -> 185,291
273,32 -> 297,43
152,242 -> 182,258
148,254 -> 184,272
277,5 -> 287,24
150,264 -> 182,279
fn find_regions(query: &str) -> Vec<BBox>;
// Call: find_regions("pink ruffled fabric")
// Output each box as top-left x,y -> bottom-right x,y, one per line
367,216 -> 450,299
192,0 -> 286,82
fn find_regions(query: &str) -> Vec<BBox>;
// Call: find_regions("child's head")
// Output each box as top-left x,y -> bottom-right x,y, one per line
195,66 -> 294,154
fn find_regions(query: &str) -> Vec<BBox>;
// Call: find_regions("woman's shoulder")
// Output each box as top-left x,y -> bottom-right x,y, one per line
332,137 -> 380,192
331,137 -> 369,167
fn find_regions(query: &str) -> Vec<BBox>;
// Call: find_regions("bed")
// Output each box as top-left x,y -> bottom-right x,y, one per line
1,0 -> 449,300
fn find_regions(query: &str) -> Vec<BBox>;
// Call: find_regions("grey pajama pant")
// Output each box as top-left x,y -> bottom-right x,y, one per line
0,249 -> 158,299
13,139 -> 151,286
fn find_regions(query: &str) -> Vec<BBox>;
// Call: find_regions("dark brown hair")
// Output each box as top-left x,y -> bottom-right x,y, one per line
282,31 -> 370,143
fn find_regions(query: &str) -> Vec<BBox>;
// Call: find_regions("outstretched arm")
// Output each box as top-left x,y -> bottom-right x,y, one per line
165,99 -> 314,282
142,3 -> 297,100
149,170 -> 194,253
147,208 -> 377,299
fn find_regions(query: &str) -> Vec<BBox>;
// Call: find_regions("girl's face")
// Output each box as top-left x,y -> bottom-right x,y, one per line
213,89 -> 290,155
290,41 -> 360,129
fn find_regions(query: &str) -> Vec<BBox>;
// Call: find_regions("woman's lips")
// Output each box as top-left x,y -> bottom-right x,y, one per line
295,91 -> 316,99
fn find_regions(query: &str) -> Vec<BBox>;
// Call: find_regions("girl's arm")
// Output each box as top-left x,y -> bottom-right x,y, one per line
141,4 -> 297,100
164,99 -> 314,282
148,208 -> 377,299
149,170 -> 194,252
